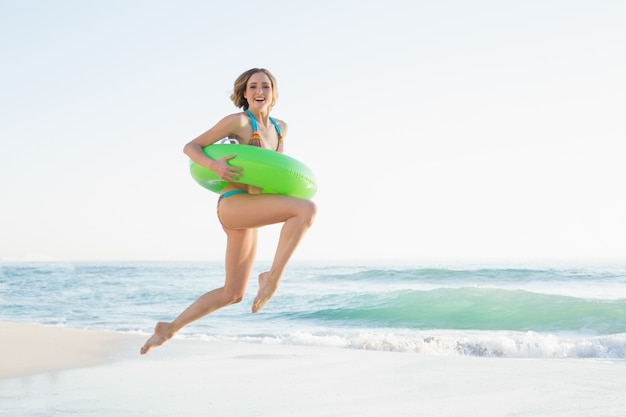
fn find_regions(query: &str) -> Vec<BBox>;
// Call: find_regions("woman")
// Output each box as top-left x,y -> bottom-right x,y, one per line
140,68 -> 316,355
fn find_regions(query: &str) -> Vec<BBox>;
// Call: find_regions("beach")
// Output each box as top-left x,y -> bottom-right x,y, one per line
3,0 -> 625,415
2,321 -> 626,417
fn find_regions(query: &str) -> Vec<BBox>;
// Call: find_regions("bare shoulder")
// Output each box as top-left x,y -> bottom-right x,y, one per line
215,112 -> 252,138
272,117 -> 289,136
220,112 -> 250,128
188,112 -> 251,146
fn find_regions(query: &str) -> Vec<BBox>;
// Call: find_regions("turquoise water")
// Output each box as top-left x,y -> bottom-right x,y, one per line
2,261 -> 626,358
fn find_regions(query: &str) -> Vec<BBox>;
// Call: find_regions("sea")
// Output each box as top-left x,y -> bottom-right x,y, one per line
2,261 -> 626,359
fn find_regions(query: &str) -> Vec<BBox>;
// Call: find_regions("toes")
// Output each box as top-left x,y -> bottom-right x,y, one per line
251,297 -> 265,313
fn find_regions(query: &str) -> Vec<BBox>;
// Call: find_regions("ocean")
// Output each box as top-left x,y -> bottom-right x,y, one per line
2,261 -> 626,359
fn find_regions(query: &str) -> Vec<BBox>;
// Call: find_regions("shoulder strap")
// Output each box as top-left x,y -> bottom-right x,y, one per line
247,109 -> 281,137
246,109 -> 258,132
269,117 -> 282,137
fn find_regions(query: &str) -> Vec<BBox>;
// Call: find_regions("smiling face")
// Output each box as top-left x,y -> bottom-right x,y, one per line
244,71 -> 274,111
230,68 -> 279,110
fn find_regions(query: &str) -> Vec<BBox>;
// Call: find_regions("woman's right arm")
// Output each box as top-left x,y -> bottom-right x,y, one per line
183,114 -> 244,181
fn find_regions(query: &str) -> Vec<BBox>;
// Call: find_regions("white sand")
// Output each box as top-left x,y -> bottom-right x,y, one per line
2,321 -> 626,417
0,321 -> 131,378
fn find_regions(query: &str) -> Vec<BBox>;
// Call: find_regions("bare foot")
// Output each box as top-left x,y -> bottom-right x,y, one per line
252,272 -> 278,313
140,322 -> 176,355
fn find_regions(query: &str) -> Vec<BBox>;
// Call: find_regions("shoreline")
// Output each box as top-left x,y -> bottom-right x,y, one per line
3,321 -> 626,416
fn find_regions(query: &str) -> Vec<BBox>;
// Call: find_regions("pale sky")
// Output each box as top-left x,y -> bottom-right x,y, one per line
1,0 -> 625,264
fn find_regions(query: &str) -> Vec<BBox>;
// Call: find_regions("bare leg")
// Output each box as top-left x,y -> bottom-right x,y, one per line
140,228 -> 258,354
252,206 -> 315,312
140,287 -> 241,355
141,194 -> 315,353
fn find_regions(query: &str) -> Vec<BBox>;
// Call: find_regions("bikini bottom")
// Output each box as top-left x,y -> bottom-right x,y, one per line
217,189 -> 247,226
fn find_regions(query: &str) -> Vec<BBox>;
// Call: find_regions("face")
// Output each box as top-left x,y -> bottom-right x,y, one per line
244,71 -> 273,110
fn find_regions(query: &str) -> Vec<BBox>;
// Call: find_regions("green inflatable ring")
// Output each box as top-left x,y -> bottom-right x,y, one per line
189,144 -> 317,199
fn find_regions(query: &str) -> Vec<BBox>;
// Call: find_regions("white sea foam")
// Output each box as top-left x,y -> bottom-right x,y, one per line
3,261 -> 626,359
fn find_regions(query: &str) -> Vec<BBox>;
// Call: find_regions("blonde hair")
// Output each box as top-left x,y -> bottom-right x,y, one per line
230,68 -> 278,110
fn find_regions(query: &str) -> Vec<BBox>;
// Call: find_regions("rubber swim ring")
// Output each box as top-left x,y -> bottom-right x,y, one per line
189,144 -> 317,199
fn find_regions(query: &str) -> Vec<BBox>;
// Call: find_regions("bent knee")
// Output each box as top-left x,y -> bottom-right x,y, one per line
226,293 -> 244,305
221,287 -> 245,305
300,200 -> 317,226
